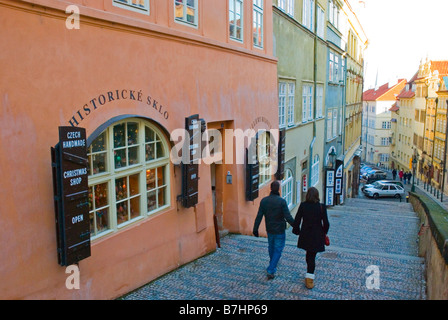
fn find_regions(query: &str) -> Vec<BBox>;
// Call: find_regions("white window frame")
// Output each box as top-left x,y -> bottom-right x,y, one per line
332,109 -> 337,137
175,0 -> 198,26
327,110 -> 333,140
113,0 -> 149,14
302,83 -> 313,123
279,0 -> 294,16
311,155 -> 320,187
279,82 -> 286,128
258,130 -> 271,186
302,0 -> 314,31
253,0 -> 264,48
328,0 -> 339,28
87,118 -> 171,240
329,51 -> 334,82
316,85 -> 323,118
281,169 -> 294,209
287,82 -> 295,126
316,5 -> 325,38
229,0 -> 244,42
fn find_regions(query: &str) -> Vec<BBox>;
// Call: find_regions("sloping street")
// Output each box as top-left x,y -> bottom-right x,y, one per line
121,197 -> 425,300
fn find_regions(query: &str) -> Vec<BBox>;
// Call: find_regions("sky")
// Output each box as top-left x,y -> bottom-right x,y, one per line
356,0 -> 448,89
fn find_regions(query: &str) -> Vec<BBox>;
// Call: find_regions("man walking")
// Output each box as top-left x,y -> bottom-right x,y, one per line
253,180 -> 295,279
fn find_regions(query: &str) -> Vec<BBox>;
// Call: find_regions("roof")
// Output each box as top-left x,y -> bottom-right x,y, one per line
431,60 -> 448,77
389,102 -> 399,112
363,79 -> 407,101
397,72 -> 418,99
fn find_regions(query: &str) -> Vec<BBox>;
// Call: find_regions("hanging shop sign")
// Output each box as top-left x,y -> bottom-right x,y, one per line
325,169 -> 335,206
181,115 -> 201,208
275,129 -> 286,180
51,126 -> 91,266
335,159 -> 344,195
245,138 -> 259,201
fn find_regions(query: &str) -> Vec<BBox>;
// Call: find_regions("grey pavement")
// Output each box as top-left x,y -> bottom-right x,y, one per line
121,196 -> 426,300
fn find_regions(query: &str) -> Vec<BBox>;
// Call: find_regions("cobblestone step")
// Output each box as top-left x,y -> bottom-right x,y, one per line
121,197 -> 426,300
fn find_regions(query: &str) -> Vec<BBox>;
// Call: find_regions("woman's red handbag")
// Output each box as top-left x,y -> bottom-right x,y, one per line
325,235 -> 330,246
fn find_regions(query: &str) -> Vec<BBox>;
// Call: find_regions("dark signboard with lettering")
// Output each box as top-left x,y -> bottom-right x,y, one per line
335,159 -> 344,195
275,129 -> 286,180
51,126 -> 90,266
245,139 -> 259,201
182,115 -> 200,208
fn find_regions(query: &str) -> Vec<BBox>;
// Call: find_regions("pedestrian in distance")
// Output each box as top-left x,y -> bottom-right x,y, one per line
399,170 -> 404,181
392,169 -> 397,180
403,172 -> 407,184
253,180 -> 295,280
408,171 -> 413,184
292,187 -> 330,289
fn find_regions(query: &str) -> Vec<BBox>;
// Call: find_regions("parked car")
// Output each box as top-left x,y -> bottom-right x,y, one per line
362,180 -> 404,192
360,167 -> 378,179
363,182 -> 406,200
365,171 -> 387,183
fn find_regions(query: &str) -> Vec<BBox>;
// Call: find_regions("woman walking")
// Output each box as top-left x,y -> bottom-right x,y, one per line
292,187 -> 330,289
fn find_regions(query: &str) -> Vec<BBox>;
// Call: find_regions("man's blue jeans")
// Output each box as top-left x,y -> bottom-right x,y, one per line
267,232 -> 286,275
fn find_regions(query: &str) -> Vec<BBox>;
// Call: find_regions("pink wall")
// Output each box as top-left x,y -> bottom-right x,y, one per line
0,0 -> 277,299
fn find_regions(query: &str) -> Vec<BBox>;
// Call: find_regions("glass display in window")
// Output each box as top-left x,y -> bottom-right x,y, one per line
115,177 -> 127,201
114,123 -> 126,148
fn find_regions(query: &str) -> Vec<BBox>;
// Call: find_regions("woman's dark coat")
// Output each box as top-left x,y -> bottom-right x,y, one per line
292,202 -> 330,253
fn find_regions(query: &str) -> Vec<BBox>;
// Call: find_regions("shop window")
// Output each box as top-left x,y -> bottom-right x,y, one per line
175,0 -> 198,26
113,0 -> 149,14
229,0 -> 244,41
258,131 -> 271,186
88,119 -> 170,239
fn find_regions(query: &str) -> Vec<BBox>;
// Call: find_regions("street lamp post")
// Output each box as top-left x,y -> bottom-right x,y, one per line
411,152 -> 418,192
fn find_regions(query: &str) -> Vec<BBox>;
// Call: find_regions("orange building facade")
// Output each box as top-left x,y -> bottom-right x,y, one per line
0,0 -> 278,299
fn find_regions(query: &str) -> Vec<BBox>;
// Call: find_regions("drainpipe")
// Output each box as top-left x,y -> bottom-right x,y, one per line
310,0 -> 318,184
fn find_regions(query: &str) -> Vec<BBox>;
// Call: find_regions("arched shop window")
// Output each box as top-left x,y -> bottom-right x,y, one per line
87,118 -> 170,239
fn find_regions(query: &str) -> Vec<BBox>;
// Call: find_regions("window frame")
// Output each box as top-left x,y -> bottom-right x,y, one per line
175,0 -> 198,27
113,0 -> 150,14
258,130 -> 272,187
229,0 -> 244,42
281,169 -> 294,209
87,118 -> 171,240
253,0 -> 264,48
278,82 -> 287,128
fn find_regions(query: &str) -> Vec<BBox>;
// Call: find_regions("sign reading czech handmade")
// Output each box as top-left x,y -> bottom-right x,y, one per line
51,126 -> 91,266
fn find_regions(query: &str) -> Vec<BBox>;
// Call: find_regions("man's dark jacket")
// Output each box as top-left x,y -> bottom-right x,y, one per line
253,192 -> 295,235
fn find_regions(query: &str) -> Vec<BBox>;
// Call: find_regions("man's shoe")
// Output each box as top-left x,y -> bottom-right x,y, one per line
267,273 -> 275,280
305,273 -> 315,289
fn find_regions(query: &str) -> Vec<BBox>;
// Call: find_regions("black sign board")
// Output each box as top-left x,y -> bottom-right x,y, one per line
181,115 -> 200,208
245,139 -> 259,201
324,168 -> 335,206
275,129 -> 286,180
335,159 -> 344,195
51,126 -> 91,266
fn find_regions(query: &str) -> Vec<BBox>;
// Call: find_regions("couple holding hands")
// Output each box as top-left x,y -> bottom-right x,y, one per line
253,181 -> 330,289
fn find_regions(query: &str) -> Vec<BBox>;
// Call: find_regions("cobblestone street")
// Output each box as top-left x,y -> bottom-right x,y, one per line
121,197 -> 426,300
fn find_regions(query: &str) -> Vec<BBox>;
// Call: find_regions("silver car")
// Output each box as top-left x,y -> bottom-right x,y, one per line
364,182 -> 406,200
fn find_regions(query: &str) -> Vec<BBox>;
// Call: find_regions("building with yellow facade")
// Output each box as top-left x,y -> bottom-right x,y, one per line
340,0 -> 367,198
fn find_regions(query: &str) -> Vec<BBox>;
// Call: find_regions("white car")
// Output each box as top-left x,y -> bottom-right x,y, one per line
364,182 -> 406,200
